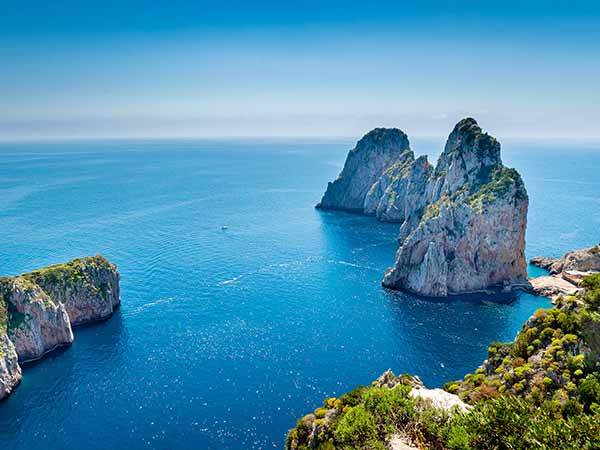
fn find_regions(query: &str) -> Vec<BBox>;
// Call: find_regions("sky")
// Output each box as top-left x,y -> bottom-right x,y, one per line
1,0 -> 600,140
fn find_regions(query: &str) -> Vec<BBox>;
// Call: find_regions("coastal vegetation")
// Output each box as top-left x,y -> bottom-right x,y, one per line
287,274 -> 600,449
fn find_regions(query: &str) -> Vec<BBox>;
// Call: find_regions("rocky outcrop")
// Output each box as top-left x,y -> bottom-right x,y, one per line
528,275 -> 582,301
1,277 -> 73,362
0,255 -> 120,400
0,327 -> 21,400
528,245 -> 600,301
531,244 -> 600,275
23,256 -> 120,325
317,118 -> 528,297
316,128 -> 411,212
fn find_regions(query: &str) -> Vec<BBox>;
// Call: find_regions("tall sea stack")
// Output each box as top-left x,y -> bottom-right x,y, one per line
317,118 -> 528,297
316,128 -> 411,212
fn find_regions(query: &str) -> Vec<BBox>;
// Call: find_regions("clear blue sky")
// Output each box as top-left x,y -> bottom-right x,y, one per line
2,0 -> 599,139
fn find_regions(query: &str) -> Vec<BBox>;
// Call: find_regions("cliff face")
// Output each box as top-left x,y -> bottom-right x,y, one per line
317,118 -> 528,297
1,277 -> 73,362
0,255 -> 120,400
23,256 -> 120,325
316,128 -> 411,212
0,301 -> 21,399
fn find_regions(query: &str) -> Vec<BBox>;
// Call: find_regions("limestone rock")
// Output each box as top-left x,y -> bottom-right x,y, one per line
23,255 -> 120,325
1,277 -> 73,362
383,119 -> 528,296
317,128 -> 411,212
0,330 -> 21,400
531,244 -> 600,275
410,385 -> 471,412
0,255 -> 120,400
317,118 -> 528,297
528,275 -> 582,302
373,155 -> 432,223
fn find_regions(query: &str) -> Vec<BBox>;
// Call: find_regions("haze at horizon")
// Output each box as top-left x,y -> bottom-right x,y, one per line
2,0 -> 600,140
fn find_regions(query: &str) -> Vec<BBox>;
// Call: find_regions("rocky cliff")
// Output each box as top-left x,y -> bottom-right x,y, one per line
317,118 -> 528,297
0,255 -> 120,400
316,128 -> 411,212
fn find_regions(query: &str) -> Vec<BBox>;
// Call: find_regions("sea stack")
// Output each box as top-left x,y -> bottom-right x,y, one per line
316,128 -> 411,212
317,118 -> 529,297
0,255 -> 120,400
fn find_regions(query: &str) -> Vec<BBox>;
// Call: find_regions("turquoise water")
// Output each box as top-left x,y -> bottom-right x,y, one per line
0,138 -> 598,449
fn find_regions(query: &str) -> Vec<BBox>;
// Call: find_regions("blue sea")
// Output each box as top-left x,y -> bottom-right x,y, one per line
0,138 -> 598,450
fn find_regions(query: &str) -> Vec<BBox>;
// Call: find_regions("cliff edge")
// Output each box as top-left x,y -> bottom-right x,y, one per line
0,255 -> 120,400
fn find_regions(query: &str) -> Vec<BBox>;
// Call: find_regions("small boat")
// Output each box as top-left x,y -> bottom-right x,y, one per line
221,226 -> 229,230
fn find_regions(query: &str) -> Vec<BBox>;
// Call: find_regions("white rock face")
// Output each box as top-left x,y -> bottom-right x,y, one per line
317,128 -> 411,212
4,278 -> 74,362
0,334 -> 21,400
410,386 -> 471,412
0,255 -> 120,400
317,118 -> 528,297
383,119 -> 528,296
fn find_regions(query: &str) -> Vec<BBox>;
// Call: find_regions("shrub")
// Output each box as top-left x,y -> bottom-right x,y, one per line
578,374 -> 600,410
333,406 -> 378,448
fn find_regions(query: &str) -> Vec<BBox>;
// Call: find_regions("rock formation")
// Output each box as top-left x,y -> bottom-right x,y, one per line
0,255 -> 120,400
316,128 -> 411,212
529,244 -> 600,300
317,118 -> 529,297
531,244 -> 600,275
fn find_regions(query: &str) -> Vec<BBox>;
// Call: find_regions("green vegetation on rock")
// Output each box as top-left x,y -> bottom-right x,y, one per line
457,273 -> 600,413
287,274 -> 600,449
23,255 -> 113,300
468,167 -> 527,210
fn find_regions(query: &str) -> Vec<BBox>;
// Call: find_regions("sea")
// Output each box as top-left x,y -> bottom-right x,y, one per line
0,137 -> 598,449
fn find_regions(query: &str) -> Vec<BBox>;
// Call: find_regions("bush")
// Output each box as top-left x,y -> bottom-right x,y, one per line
333,406 -> 378,448
578,374 -> 600,410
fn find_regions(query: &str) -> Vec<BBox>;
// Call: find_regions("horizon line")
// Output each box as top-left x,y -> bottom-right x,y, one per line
2,134 -> 600,144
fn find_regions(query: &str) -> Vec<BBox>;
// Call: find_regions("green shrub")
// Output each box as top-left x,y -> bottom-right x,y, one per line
578,374 -> 600,410
333,405 -> 378,448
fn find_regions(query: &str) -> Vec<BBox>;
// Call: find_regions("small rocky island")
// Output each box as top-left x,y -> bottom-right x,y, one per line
317,118 -> 529,297
0,255 -> 120,400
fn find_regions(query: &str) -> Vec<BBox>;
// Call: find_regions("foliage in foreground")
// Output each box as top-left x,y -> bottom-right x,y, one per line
286,378 -> 600,450
287,274 -> 600,449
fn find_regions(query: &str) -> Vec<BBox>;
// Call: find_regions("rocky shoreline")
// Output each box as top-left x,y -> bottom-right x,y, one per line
0,255 -> 120,400
527,244 -> 600,301
286,249 -> 600,450
317,118 -> 528,297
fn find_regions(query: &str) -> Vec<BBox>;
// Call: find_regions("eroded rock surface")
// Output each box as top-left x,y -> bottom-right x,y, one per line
0,255 -> 120,400
316,128 -> 411,212
531,244 -> 600,275
317,118 -> 528,296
